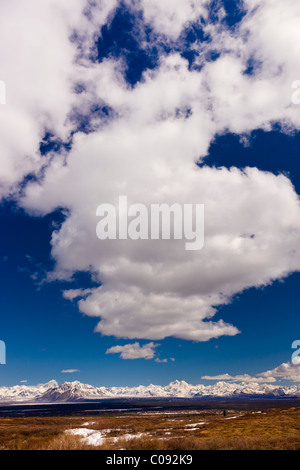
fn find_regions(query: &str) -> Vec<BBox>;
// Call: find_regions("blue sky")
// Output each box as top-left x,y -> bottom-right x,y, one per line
0,0 -> 300,387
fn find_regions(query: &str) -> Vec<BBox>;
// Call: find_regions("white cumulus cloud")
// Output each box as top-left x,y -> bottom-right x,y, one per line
202,361 -> 300,383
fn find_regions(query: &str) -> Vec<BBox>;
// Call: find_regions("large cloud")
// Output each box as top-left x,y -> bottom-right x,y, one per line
1,0 -> 300,342
23,144 -> 300,341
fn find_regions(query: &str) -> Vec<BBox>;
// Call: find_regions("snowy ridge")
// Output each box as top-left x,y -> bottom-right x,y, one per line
0,379 -> 299,403
0,381 -> 58,403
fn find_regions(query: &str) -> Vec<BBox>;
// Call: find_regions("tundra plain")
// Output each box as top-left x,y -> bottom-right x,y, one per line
0,403 -> 298,450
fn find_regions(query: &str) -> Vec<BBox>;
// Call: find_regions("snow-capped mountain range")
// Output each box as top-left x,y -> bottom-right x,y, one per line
0,380 -> 299,403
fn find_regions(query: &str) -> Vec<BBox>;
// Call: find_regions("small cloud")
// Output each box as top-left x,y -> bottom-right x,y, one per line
106,342 -> 159,360
25,254 -> 34,263
201,360 -> 300,384
20,380 -> 27,383
61,369 -> 80,373
201,373 -> 276,383
155,358 -> 168,363
257,361 -> 300,383
170,357 -> 175,362
63,289 -> 93,301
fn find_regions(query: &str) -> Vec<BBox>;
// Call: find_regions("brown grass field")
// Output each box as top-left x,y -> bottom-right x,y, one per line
0,406 -> 298,450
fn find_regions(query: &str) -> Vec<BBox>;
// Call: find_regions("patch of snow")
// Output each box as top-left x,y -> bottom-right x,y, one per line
111,432 -> 146,442
66,428 -> 105,446
184,422 -> 205,427
67,427 -> 149,446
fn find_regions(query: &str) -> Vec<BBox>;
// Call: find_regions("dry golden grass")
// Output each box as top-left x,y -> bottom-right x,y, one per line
0,416 -> 85,450
0,406 -> 298,450
47,433 -> 96,450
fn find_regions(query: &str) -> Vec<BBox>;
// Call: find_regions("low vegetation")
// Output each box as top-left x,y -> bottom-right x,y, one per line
0,407 -> 298,450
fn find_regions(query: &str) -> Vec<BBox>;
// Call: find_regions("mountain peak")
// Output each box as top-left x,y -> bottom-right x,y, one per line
44,380 -> 58,388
